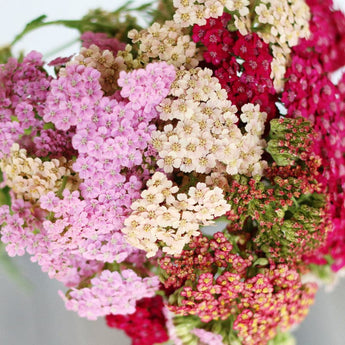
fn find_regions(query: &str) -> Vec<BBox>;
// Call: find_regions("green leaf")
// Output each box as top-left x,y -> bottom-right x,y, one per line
24,127 -> 32,135
0,45 -> 12,64
309,263 -> 335,283
0,171 -> 11,206
253,257 -> 269,267
43,122 -> 55,130
56,175 -> 68,199
113,0 -> 134,14
0,186 -> 11,206
267,331 -> 296,345
11,15 -> 47,45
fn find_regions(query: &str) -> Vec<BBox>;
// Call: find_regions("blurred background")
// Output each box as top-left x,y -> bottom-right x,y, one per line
1,1 -> 345,344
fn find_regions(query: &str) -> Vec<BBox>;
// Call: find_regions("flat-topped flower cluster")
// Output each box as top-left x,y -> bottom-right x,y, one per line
0,0 -> 345,345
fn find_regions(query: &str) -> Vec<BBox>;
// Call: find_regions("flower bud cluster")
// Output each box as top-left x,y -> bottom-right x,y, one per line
161,233 -> 317,345
281,2 -> 345,271
225,117 -> 329,262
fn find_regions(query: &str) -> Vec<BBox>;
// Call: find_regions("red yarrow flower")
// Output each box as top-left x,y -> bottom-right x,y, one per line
106,296 -> 169,345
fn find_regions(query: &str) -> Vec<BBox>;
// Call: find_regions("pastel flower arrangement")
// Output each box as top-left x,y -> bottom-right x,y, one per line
0,0 -> 345,344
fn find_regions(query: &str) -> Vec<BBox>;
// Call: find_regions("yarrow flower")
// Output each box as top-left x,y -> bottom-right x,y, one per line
128,20 -> 200,69
60,269 -> 160,320
0,0 -> 345,344
0,143 -> 75,202
106,296 -> 169,345
122,172 -> 230,257
192,328 -> 225,345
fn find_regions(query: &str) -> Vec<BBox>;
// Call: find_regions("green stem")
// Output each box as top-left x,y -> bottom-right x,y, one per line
56,176 -> 68,199
10,1 -> 152,47
11,18 -> 119,46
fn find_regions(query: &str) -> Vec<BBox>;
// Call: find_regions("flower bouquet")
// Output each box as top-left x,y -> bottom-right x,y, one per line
1,0 -> 345,344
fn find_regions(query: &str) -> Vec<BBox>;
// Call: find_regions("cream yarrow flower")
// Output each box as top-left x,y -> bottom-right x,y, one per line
122,172 -> 230,257
128,21 -> 200,69
0,143 -> 76,202
172,0 -> 251,27
67,44 -> 127,95
253,0 -> 311,90
225,0 -> 250,16
153,67 -> 268,176
253,0 -> 311,48
270,45 -> 290,91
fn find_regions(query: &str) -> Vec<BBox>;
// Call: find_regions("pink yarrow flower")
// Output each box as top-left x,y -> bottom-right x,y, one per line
59,269 -> 160,320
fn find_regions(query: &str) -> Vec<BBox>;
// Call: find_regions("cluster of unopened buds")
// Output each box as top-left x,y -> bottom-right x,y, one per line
1,0 -> 345,344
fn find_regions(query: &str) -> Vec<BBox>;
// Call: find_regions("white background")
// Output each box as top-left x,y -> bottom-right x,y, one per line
1,1 -> 345,344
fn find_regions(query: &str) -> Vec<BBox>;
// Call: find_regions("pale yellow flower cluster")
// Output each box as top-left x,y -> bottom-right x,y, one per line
67,44 -> 127,95
122,172 -> 230,257
152,67 -> 267,176
128,21 -> 200,69
270,45 -> 290,92
0,144 -> 76,202
172,0 -> 250,27
253,0 -> 311,91
254,0 -> 310,47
